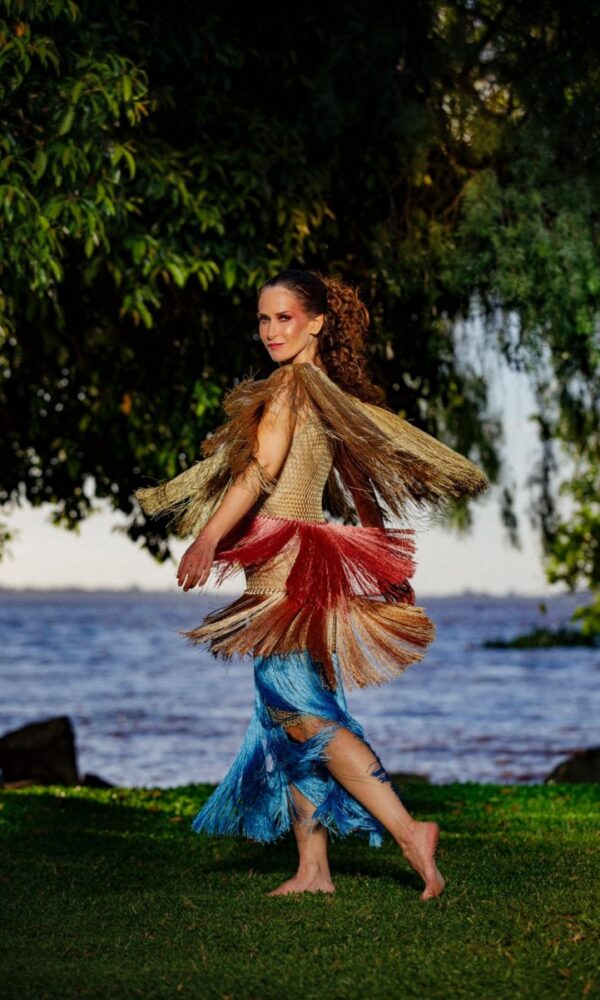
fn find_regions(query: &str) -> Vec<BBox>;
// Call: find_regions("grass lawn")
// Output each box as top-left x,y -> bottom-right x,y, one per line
0,780 -> 598,999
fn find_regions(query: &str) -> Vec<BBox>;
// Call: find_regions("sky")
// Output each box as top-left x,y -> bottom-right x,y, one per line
0,318 -> 568,597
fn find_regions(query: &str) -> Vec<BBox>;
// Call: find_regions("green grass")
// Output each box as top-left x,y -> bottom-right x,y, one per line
0,781 -> 598,999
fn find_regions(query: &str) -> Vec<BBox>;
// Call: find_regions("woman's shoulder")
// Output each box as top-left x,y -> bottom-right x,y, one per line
222,363 -> 322,417
218,362 -> 382,436
262,361 -> 324,388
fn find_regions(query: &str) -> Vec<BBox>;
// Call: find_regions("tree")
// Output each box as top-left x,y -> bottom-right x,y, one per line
1,0 -> 598,632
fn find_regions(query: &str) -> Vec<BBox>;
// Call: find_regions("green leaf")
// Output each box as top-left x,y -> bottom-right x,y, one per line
122,148 -> 136,179
57,106 -> 75,136
138,301 -> 153,328
33,149 -> 48,181
48,258 -> 64,281
71,79 -> 85,105
223,258 -> 237,290
44,198 -> 64,221
165,262 -> 186,287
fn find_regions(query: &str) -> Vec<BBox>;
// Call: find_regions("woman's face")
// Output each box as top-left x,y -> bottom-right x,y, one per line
257,287 -> 323,366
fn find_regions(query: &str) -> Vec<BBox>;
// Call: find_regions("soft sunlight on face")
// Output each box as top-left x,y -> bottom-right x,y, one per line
257,287 -> 324,366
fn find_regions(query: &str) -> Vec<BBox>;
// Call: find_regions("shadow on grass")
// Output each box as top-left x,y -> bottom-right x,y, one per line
2,783 -> 429,893
3,779 -> 596,895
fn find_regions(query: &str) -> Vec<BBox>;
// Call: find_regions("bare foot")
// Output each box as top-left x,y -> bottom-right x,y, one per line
399,820 -> 446,901
267,867 -> 336,896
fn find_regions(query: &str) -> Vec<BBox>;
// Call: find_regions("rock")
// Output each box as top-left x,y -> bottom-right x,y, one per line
80,772 -> 115,788
389,771 -> 431,784
544,746 -> 600,783
0,715 -> 78,786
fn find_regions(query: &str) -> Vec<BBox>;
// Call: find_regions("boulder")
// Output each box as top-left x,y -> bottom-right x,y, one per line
388,771 -> 430,784
80,771 -> 115,788
545,746 -> 600,783
0,715 -> 78,785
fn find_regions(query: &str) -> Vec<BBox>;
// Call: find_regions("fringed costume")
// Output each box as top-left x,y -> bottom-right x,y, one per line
135,361 -> 489,847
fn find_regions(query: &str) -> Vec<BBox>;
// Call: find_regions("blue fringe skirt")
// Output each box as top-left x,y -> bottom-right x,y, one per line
191,649 -> 394,848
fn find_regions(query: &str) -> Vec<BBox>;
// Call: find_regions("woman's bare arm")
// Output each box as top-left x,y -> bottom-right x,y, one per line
177,385 -> 296,592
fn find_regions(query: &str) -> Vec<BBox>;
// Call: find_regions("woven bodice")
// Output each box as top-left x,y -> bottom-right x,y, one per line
257,407 -> 334,523
244,408 -> 334,594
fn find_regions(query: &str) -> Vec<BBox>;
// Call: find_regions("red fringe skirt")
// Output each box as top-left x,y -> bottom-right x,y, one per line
180,512 -> 436,691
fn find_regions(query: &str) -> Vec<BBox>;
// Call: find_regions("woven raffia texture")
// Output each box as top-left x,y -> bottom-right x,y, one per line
244,409 -> 333,594
259,407 -> 333,523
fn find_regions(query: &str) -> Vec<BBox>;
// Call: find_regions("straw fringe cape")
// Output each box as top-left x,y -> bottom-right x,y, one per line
135,362 -> 489,691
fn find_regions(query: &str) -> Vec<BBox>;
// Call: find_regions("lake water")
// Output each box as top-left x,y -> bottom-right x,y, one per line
0,589 -> 598,787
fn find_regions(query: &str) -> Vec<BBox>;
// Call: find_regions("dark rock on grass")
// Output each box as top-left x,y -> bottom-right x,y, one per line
0,715 -> 78,785
388,771 -> 430,784
0,715 -> 115,789
80,771 -> 115,788
545,746 -> 600,783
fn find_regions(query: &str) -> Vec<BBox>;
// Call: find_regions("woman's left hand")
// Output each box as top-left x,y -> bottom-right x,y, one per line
176,532 -> 218,592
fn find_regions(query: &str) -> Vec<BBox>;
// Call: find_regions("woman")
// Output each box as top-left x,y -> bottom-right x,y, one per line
135,268 -> 489,901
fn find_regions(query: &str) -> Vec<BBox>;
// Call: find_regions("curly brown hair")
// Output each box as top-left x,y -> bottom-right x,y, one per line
257,268 -> 388,406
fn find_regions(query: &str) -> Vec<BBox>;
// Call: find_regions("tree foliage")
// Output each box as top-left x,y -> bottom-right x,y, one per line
0,0 -> 598,632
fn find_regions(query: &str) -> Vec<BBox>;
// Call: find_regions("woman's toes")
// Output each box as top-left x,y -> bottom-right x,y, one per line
401,820 -> 446,898
317,879 -> 336,894
267,874 -> 335,896
267,878 -> 300,896
420,872 -> 446,900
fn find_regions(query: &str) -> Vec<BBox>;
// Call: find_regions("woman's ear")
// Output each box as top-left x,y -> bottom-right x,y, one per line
311,313 -> 324,335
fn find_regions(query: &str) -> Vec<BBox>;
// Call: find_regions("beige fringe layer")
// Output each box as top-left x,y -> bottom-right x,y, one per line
179,590 -> 436,692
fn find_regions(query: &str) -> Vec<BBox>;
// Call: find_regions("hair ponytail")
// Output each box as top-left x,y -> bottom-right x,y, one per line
258,268 -> 387,405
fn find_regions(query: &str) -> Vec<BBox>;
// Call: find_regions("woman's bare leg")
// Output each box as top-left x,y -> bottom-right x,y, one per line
286,720 -> 446,900
267,783 -> 335,896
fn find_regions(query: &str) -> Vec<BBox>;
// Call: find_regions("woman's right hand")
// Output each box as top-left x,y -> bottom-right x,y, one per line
177,532 -> 218,592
